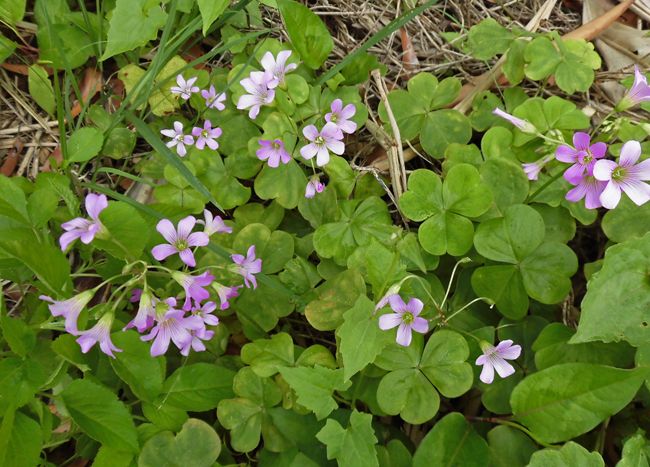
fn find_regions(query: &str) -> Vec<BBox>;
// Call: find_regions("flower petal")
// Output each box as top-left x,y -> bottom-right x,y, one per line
302,124 -> 319,141
589,142 -> 607,159
406,298 -> 424,316
600,181 -> 622,210
177,216 -> 196,240
491,357 -> 516,378
555,145 -> 577,163
395,323 -> 412,347
316,146 -> 330,166
479,361 -> 494,384
152,244 -> 177,261
619,140 -> 642,166
187,232 -> 209,247
85,194 -> 108,220
179,248 -> 196,267
572,132 -> 591,150
620,179 -> 650,206
156,219 -> 177,243
378,313 -> 402,330
592,159 -> 617,181
387,294 -> 407,313
411,317 -> 429,334
300,143 -> 318,160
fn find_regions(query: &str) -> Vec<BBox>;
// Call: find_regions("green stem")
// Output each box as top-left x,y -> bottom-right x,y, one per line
527,169 -> 564,203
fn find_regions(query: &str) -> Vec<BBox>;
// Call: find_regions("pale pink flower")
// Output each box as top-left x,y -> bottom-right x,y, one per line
256,139 -> 291,168
151,216 -> 209,268
198,209 -> 231,236
201,85 -> 226,110
76,313 -> 122,358
555,132 -> 607,183
378,295 -> 428,347
476,340 -> 521,384
40,290 -> 94,335
617,66 -> 650,111
325,99 -> 357,134
304,178 -> 325,198
260,50 -> 297,87
59,193 -> 108,251
161,121 -> 194,157
170,75 -> 199,100
191,120 -> 222,151
300,123 -> 344,167
237,71 -> 275,119
492,108 -> 536,134
231,245 -> 262,289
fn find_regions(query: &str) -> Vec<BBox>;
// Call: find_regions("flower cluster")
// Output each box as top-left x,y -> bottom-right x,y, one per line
48,201 -> 261,358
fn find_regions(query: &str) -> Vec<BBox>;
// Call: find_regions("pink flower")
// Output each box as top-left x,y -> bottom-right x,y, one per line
180,327 -> 214,356
260,50 -> 297,87
76,313 -> 122,358
59,193 -> 108,251
161,121 -> 194,157
492,108 -> 536,134
40,290 -> 94,335
141,298 -> 203,357
378,295 -> 428,347
256,139 -> 291,168
170,74 -> 199,100
198,209 -> 231,236
555,132 -> 607,183
124,289 -> 157,332
565,175 -> 607,209
593,140 -> 650,209
300,123 -> 344,167
192,301 -> 220,327
304,178 -> 325,198
212,283 -> 240,310
476,340 -> 521,384
201,85 -> 226,110
151,216 -> 209,267
191,120 -> 222,150
231,245 -> 262,289
325,99 -> 357,134
172,270 -> 215,310
237,71 -> 276,119
617,66 -> 650,111
522,154 -> 554,181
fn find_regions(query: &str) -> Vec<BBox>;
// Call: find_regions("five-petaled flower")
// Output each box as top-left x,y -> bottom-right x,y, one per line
192,120 -> 222,150
300,123 -> 344,167
198,209 -> 232,236
201,85 -> 226,110
617,66 -> 650,111
161,121 -> 194,157
256,139 -> 291,167
565,175 -> 607,210
555,132 -> 607,183
171,74 -> 200,100
151,216 -> 209,268
59,193 -> 108,251
325,99 -> 357,134
475,340 -> 521,384
237,71 -> 276,119
378,295 -> 428,347
141,298 -> 203,357
40,290 -> 95,336
231,245 -> 262,289
76,313 -> 122,358
593,140 -> 650,209
492,108 -> 537,134
261,50 -> 297,87
304,178 -> 325,198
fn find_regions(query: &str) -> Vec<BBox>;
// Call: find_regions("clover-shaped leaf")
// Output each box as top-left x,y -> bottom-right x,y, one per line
138,419 -> 221,467
400,165 -> 493,256
472,204 -> 578,319
255,159 -> 308,209
305,269 -> 366,331
241,333 -> 295,377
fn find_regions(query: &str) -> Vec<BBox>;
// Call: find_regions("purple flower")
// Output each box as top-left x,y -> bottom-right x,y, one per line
170,74 -> 199,100
191,120 -> 222,150
151,216 -> 209,268
198,209 -> 232,236
212,283 -> 240,310
231,245 -> 262,289
617,66 -> 650,111
593,140 -> 650,209
141,298 -> 202,357
325,99 -> 357,134
565,174 -> 607,209
59,193 -> 108,251
555,132 -> 607,183
256,139 -> 291,168
304,178 -> 325,198
522,154 -> 554,181
300,123 -> 344,167
475,340 -> 521,384
172,270 -> 215,310
492,108 -> 537,134
161,121 -> 194,157
129,288 -> 143,303
125,289 -> 157,332
237,71 -> 276,119
192,301 -> 220,327
76,313 -> 122,358
260,50 -> 297,87
201,85 -> 226,110
378,295 -> 428,347
40,290 -> 94,335
180,327 -> 214,356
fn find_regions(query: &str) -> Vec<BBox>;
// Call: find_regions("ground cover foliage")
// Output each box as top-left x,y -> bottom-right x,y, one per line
0,0 -> 650,466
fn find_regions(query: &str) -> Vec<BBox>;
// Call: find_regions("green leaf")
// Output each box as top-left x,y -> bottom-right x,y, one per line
102,0 -> 167,60
61,379 -> 139,453
0,0 -> 26,26
487,425 -> 536,467
277,0 -> 333,69
571,233 -> 650,347
254,159 -> 307,209
337,295 -> 392,381
413,412 -> 489,467
27,65 -> 55,116
520,242 -> 577,304
94,446 -> 133,467
0,411 -> 42,467
376,369 -> 440,424
1,313 -> 35,358
617,431 -> 650,467
481,159 -> 529,213
279,366 -> 351,419
162,363 -> 235,411
0,34 -> 16,63
110,331 -> 165,403
216,398 -> 263,453
197,0 -> 229,35
138,419 -> 221,467
0,357 -> 44,412
241,333 -> 295,377
66,127 -> 104,164
511,363 -> 649,443
305,269 -> 366,331
316,411 -> 379,467
524,36 -> 561,81
466,18 -> 514,60
602,197 -> 650,243
419,330 -> 473,398
420,110 -> 472,157
528,441 -> 604,467
93,201 -> 150,260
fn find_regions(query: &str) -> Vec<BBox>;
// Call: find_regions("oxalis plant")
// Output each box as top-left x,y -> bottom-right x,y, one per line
1,1 -> 650,466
